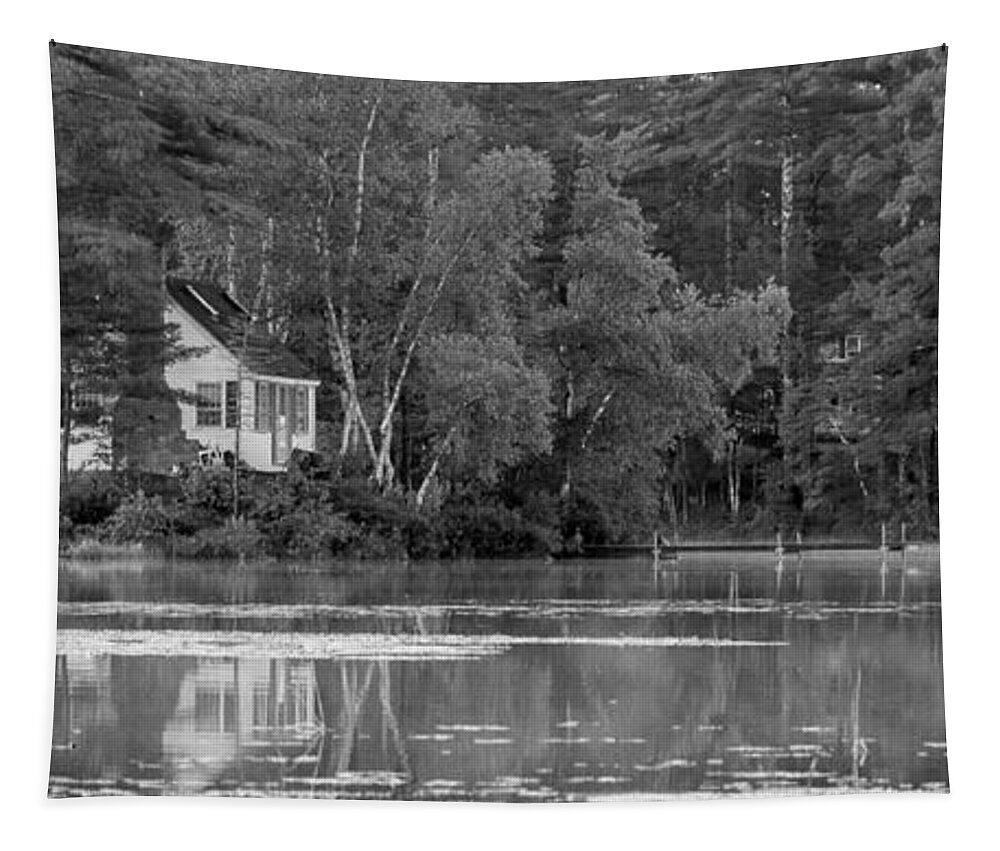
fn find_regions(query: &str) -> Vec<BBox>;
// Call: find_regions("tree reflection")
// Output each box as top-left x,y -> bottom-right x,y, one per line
51,605 -> 948,798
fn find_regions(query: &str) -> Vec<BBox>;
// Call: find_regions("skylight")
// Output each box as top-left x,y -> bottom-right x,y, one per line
186,285 -> 219,317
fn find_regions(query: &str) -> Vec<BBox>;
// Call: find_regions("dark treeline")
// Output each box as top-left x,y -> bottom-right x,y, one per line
54,44 -> 943,556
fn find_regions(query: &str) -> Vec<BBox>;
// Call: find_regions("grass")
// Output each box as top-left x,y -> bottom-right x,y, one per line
58,538 -> 147,560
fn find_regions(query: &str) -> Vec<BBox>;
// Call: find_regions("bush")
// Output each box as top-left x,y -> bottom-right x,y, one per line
261,506 -> 361,558
328,476 -> 411,530
59,514 -> 76,546
103,491 -> 173,544
434,501 -> 559,558
176,518 -> 265,559
60,471 -> 124,527
346,527 -> 407,560
179,466 -> 235,517
403,513 -> 446,560
558,492 -> 611,546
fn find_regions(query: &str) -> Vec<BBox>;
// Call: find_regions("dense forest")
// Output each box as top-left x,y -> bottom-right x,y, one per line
53,43 -> 944,557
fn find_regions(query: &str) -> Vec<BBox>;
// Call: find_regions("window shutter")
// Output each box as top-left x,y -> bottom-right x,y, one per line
224,381 -> 240,428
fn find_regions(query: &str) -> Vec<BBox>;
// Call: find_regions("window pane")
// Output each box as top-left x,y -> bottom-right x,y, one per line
295,387 -> 308,434
195,383 -> 222,427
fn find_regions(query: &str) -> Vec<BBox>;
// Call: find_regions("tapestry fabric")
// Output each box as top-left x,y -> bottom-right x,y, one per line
50,43 -> 947,801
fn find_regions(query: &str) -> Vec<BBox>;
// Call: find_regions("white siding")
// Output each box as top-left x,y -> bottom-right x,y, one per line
65,426 -> 112,472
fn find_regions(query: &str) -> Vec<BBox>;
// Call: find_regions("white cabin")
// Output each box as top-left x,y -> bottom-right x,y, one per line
164,279 -> 320,472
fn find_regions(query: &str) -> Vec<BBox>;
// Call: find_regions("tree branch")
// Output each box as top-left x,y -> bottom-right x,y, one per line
581,389 -> 615,451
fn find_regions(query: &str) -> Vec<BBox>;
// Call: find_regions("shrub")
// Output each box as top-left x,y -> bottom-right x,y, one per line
179,466 -> 235,517
403,513 -> 446,560
328,476 -> 410,530
345,527 -> 407,560
177,518 -> 265,559
558,492 -> 611,546
261,506 -> 361,558
103,491 -> 173,544
60,471 -> 124,527
435,501 -> 559,558
59,514 -> 76,546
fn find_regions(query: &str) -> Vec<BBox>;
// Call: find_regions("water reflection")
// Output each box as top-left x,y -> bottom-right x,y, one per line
50,559 -> 948,800
56,552 -> 941,609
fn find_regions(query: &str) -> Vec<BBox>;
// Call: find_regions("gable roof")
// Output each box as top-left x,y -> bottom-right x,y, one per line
166,278 -> 316,381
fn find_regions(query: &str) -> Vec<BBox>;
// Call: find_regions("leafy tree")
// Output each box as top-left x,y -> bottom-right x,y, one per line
415,333 -> 553,506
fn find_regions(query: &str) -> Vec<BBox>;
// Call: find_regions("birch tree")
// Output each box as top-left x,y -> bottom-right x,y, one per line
312,83 -> 553,491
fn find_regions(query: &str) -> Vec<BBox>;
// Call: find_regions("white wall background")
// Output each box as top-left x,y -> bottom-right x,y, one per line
3,3 -> 994,850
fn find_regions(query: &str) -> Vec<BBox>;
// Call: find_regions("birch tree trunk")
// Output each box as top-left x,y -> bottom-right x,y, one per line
779,73 -> 795,291
320,119 -> 472,492
320,93 -> 381,469
724,154 -> 735,294
559,372 -> 575,498
373,229 -> 473,489
780,146 -> 794,290
561,387 -> 613,501
414,450 -> 446,508
727,440 -> 742,522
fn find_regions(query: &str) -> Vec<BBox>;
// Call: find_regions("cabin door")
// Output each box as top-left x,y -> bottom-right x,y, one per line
273,385 -> 292,466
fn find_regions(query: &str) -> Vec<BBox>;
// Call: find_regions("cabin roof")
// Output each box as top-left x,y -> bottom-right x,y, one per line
166,278 -> 316,381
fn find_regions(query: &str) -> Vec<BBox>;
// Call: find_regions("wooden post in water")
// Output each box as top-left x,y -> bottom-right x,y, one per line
728,570 -> 739,607
774,530 -> 784,598
898,553 -> 907,608
879,523 -> 889,599
651,531 -> 660,595
796,531 -> 804,570
901,522 -> 908,572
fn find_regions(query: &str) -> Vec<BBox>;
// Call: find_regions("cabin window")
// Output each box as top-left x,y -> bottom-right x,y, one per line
185,284 -> 219,317
295,387 -> 308,434
845,334 -> 862,359
195,383 -> 222,427
72,390 -> 108,412
255,381 -> 273,431
224,381 -> 240,428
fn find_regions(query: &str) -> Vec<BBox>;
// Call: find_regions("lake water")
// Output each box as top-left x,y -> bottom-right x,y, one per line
50,552 -> 948,801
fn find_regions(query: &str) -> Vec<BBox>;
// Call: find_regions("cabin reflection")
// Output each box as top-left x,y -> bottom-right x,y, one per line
162,658 -> 321,792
